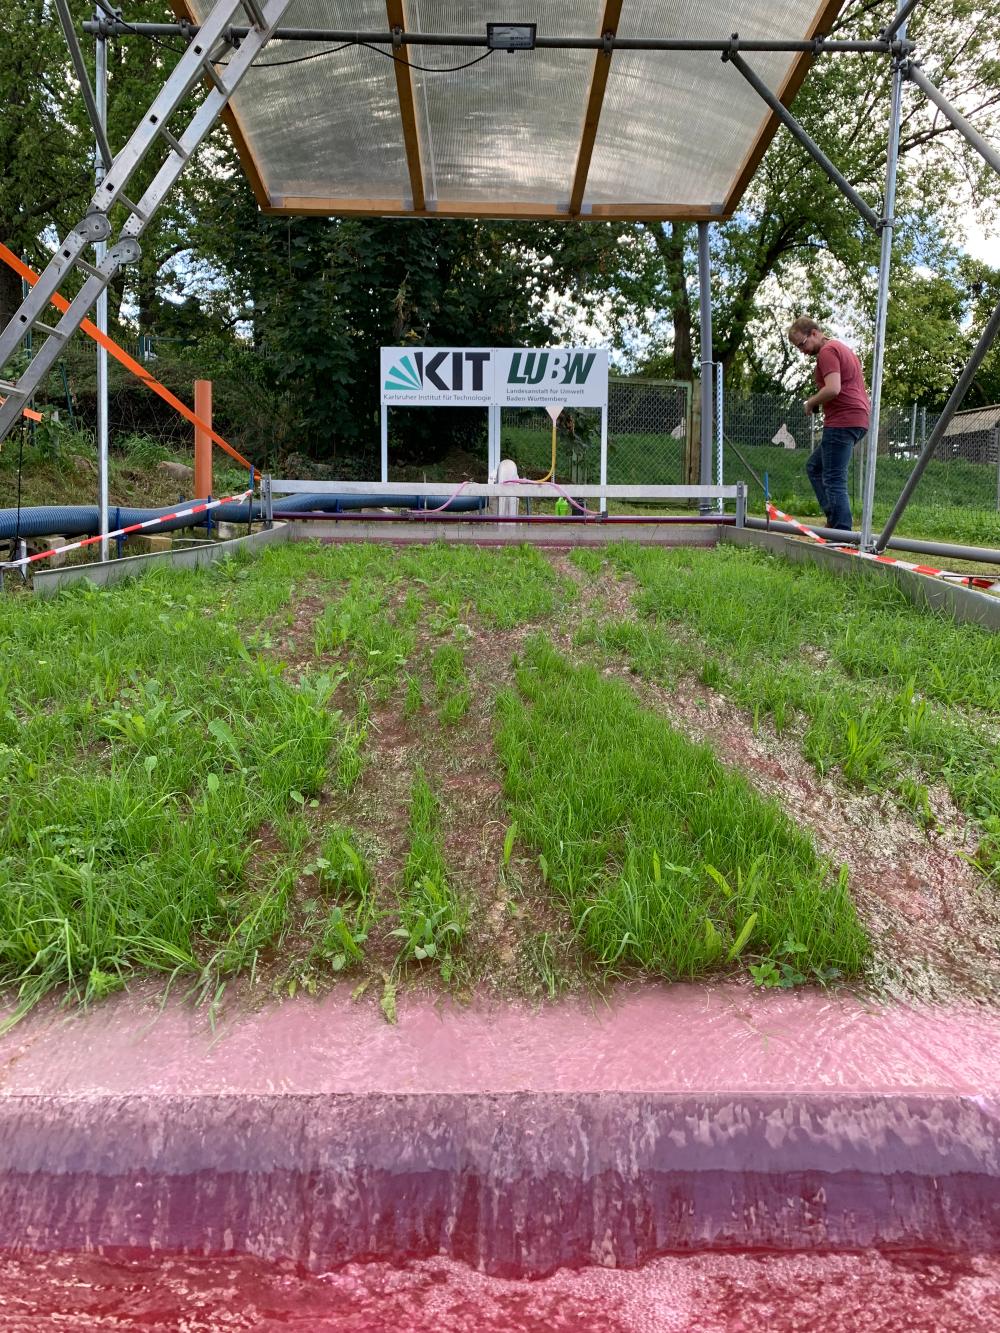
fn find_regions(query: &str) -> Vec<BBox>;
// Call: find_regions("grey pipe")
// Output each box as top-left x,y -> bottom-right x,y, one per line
906,63 -> 1000,178
81,22 -> 904,54
724,51 -> 881,230
881,0 -> 921,41
860,8 -> 907,550
697,223 -> 714,515
747,515 -> 1000,567
55,0 -> 114,168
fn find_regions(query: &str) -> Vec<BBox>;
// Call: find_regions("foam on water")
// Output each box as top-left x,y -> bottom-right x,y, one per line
0,1250 -> 998,1332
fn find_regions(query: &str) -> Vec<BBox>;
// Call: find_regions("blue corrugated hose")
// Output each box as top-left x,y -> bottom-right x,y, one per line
0,493 -> 486,541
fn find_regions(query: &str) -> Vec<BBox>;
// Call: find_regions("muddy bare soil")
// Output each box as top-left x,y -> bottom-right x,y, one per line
544,553 -> 1000,1007
270,549 -> 999,1009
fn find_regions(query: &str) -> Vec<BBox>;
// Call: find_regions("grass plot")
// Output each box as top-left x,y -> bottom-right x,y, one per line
497,637 -> 868,983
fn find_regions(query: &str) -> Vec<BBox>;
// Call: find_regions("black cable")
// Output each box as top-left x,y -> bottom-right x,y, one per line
96,4 -> 189,59
235,41 -> 355,69
354,42 -> 496,73
96,7 -> 496,74
229,40 -> 495,73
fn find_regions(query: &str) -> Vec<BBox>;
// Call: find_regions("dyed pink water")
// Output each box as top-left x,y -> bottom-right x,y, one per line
0,1250 -> 998,1332
2,980 -> 997,1097
0,984 -> 996,1310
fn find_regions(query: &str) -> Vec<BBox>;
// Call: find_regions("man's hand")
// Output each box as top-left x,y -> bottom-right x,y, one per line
804,398 -> 817,415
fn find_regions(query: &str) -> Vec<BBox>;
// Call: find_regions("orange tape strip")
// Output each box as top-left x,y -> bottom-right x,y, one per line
0,395 -> 43,424
0,242 -> 258,479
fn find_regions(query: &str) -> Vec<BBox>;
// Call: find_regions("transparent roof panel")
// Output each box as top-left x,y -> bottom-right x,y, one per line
187,0 -> 412,205
586,1 -> 822,213
180,0 -> 844,217
406,1 -> 602,207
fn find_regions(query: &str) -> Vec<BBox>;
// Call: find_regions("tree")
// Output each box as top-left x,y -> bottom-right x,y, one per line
624,1 -> 1000,396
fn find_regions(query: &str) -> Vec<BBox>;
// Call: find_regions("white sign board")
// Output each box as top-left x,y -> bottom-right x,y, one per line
380,346 -> 609,408
381,347 -> 493,405
492,348 -> 608,407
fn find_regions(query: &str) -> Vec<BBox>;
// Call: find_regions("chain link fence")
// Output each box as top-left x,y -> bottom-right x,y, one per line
722,391 -> 1000,542
501,378 -> 691,493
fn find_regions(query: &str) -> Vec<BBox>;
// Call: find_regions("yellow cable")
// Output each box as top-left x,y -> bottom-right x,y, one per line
534,417 -> 558,483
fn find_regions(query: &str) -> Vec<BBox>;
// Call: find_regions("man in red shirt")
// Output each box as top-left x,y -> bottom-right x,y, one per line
787,316 -> 871,531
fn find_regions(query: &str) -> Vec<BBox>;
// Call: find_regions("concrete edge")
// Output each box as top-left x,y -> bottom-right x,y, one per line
30,523 -> 290,598
722,526 -> 1000,632
0,1090 -> 995,1271
285,519 -> 727,547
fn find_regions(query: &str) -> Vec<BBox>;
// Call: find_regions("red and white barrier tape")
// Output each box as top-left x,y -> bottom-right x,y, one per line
2,489 -> 253,570
765,502 -> 998,591
765,502 -> 829,544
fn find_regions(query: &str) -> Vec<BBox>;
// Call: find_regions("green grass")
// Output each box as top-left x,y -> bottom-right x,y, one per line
2,533 -> 990,1017
391,770 -> 467,984
496,636 -> 868,983
596,543 -> 1000,842
0,546 -> 348,1019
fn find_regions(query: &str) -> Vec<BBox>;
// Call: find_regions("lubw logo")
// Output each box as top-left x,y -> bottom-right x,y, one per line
507,351 -> 597,386
384,350 -> 491,393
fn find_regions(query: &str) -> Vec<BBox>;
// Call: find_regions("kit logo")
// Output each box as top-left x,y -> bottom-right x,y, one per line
506,351 -> 597,386
384,350 -> 491,393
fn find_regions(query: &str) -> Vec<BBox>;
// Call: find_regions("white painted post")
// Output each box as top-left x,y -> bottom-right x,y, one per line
380,405 -> 388,483
600,404 -> 608,514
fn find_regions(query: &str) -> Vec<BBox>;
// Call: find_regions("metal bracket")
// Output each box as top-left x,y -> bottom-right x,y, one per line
107,238 -> 142,267
391,25 -> 404,50
601,30 -> 614,55
75,213 -> 112,244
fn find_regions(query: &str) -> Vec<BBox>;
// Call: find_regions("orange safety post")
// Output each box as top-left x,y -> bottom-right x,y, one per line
194,379 -> 213,497
0,242 -> 259,479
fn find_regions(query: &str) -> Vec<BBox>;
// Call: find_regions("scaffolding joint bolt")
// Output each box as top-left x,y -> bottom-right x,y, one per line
76,213 -> 112,244
391,25 -> 404,49
601,30 -> 615,55
108,238 -> 142,267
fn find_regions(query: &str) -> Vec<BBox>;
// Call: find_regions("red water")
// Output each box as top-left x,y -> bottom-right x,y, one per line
0,1250 -> 997,1332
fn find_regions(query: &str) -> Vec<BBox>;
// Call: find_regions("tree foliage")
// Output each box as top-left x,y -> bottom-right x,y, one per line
1,0 -> 999,467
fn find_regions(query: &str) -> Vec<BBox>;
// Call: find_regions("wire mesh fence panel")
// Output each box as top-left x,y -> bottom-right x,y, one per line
500,404 -> 602,483
723,391 -> 1000,543
607,378 -> 690,487
500,379 -> 690,506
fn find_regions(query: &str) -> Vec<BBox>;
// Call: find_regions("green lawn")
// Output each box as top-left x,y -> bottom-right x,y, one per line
2,537 -> 996,1020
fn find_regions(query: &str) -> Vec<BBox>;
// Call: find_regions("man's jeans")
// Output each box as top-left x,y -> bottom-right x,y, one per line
805,426 -> 866,531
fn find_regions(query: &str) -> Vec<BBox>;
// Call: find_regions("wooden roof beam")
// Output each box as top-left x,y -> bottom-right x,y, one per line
569,0 -> 624,217
386,0 -> 425,212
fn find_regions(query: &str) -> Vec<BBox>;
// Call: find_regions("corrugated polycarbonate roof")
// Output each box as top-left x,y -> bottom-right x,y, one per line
181,0 -> 843,220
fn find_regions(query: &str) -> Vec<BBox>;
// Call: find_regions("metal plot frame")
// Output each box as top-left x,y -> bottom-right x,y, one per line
1,0 -> 999,556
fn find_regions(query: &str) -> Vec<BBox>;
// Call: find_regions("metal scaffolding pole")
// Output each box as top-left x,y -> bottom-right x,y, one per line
906,62 -> 1000,177
55,0 -> 113,170
95,22 -> 110,562
724,51 -> 881,229
697,222 -> 714,516
875,297 -> 1000,551
82,22 -> 906,55
880,0 -> 922,42
860,3 -> 908,551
